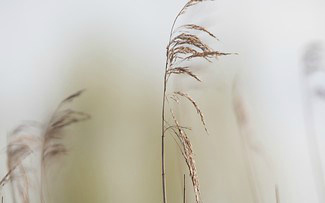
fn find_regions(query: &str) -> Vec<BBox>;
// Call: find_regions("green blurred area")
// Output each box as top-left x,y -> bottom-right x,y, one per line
41,36 -> 254,203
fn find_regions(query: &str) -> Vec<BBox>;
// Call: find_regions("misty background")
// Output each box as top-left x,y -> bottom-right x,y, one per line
1,0 -> 325,202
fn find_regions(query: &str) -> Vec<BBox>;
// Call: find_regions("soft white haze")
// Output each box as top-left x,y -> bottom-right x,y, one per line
1,0 -> 325,202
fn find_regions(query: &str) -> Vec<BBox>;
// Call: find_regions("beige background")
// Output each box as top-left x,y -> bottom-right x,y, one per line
1,0 -> 325,202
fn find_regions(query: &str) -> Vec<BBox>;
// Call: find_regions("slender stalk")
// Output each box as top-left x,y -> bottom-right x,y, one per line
183,174 -> 186,203
161,67 -> 168,203
161,4 -> 187,203
161,1 -> 224,202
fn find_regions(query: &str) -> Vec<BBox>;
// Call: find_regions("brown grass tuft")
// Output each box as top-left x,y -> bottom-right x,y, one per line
6,123 -> 40,203
2,90 -> 89,203
161,0 -> 233,202
41,90 -> 90,167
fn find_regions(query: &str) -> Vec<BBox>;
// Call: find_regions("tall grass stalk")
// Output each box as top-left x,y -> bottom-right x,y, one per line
161,1 -> 232,202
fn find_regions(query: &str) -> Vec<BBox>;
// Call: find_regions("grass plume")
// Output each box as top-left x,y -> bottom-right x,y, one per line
161,1 -> 232,202
2,90 -> 90,203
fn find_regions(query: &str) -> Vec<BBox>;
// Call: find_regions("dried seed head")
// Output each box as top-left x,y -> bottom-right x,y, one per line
177,24 -> 218,39
3,90 -> 90,203
174,91 -> 209,135
170,109 -> 201,203
163,1 -> 234,202
6,124 -> 39,203
167,67 -> 201,82
42,90 -> 90,167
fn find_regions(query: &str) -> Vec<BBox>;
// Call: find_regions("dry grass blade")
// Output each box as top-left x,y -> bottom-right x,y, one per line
178,1 -> 197,16
170,110 -> 201,203
183,174 -> 186,203
6,124 -> 39,203
39,90 -> 90,203
186,51 -> 233,62
170,0 -> 216,37
169,47 -> 198,64
164,125 -> 192,134
60,89 -> 85,104
42,90 -> 90,167
169,33 -> 211,54
43,143 -> 67,161
178,24 -> 218,39
167,67 -> 201,82
174,91 -> 209,135
168,32 -> 232,66
182,0 -> 210,14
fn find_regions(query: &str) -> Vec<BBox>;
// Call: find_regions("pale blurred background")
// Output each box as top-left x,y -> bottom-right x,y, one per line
1,0 -> 325,202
